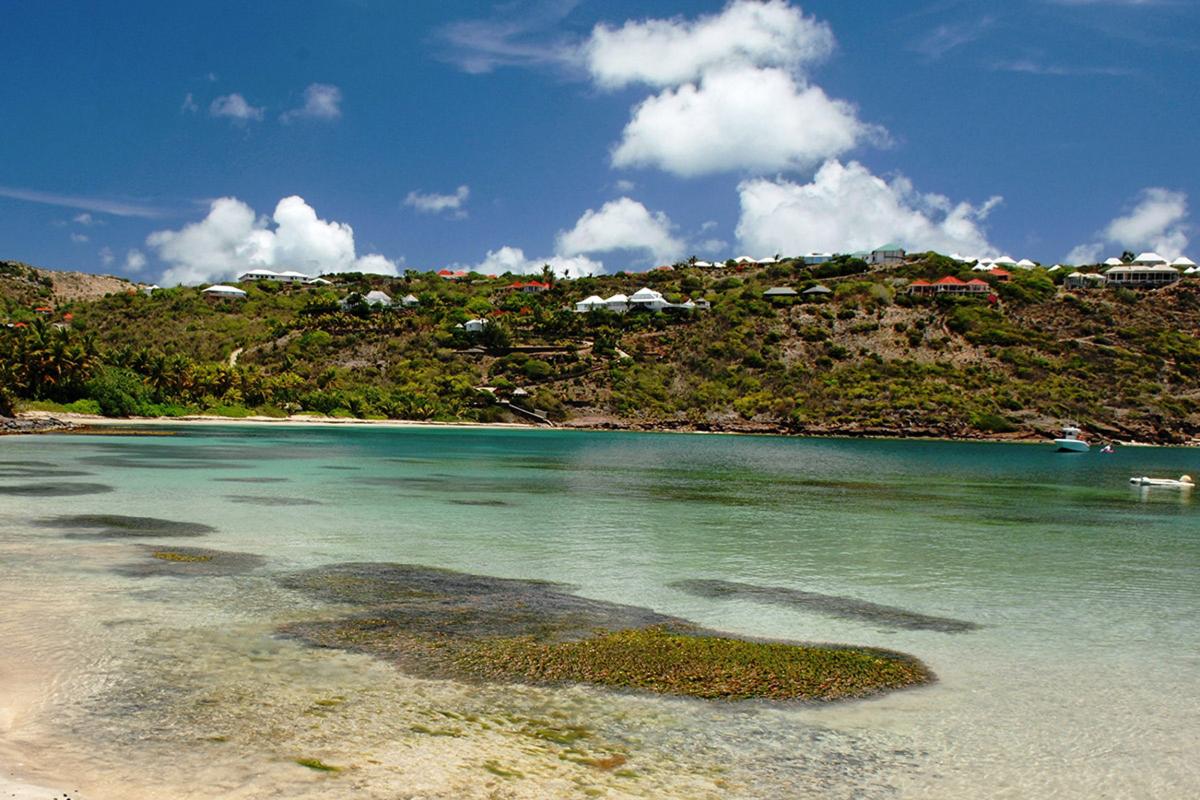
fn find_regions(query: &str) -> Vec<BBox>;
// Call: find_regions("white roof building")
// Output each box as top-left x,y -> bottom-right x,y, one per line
1104,264 -> 1181,287
1103,257 -> 1124,266
1133,252 -> 1168,266
693,260 -> 714,268
763,286 -> 798,297
1047,265 -> 1063,272
306,277 -> 332,285
574,295 -> 607,313
628,287 -> 669,311
202,285 -> 247,298
1170,256 -> 1196,269
363,290 -> 392,307
275,270 -> 310,282
1016,259 -> 1038,269
992,256 -> 1018,266
603,293 -> 629,313
401,293 -> 420,307
238,269 -> 278,282
463,317 -> 489,333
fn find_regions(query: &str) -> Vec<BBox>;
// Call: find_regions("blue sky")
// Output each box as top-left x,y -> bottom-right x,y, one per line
1,0 -> 1196,283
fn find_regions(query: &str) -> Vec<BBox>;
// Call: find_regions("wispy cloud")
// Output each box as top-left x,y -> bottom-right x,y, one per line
210,93 -> 264,122
910,16 -> 995,60
991,58 -> 1136,76
0,186 -> 168,218
280,83 -> 343,123
437,0 -> 583,74
404,185 -> 470,218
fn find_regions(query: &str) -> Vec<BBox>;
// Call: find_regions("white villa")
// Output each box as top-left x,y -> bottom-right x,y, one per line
763,286 -> 798,298
1103,257 -> 1124,267
1104,263 -> 1181,288
574,295 -> 607,313
363,290 -> 392,307
1132,252 -> 1168,266
803,252 -> 834,265
237,268 -> 312,284
869,244 -> 905,266
202,285 -> 247,299
1016,259 -> 1038,269
1171,256 -> 1196,270
462,318 -> 489,333
628,287 -> 670,311
401,293 -> 420,307
1064,272 -> 1107,290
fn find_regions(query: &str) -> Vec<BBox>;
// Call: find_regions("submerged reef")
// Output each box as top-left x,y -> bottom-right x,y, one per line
671,579 -> 979,634
278,563 -> 931,702
34,514 -> 216,539
114,545 -> 267,578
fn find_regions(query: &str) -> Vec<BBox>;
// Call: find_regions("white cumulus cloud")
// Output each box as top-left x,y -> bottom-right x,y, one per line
124,249 -> 147,272
404,185 -> 470,217
612,65 -> 870,177
210,93 -> 264,122
584,0 -> 834,89
1066,188 -> 1190,262
556,197 -> 684,262
736,159 -> 1001,257
476,246 -> 604,279
583,2 -> 875,177
148,195 -> 398,285
280,83 -> 343,123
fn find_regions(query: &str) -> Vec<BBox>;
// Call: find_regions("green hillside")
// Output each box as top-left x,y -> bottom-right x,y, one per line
3,255 -> 1199,443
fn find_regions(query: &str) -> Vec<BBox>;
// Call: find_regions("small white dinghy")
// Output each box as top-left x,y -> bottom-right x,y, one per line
1054,425 -> 1090,453
1130,475 -> 1194,489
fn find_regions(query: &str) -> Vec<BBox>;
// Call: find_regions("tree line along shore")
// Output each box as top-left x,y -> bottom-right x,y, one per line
3,254 -> 1199,444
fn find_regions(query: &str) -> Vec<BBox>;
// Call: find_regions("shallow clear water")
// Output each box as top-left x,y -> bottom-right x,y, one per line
1,425 -> 1197,798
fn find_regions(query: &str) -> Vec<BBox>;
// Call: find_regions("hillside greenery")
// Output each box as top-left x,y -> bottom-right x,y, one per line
2,255 -> 1198,442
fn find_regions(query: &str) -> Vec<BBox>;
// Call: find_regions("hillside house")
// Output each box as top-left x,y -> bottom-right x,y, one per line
869,244 -> 905,266
1065,272 -> 1107,290
202,285 -> 247,300
628,287 -> 669,312
1104,265 -> 1180,288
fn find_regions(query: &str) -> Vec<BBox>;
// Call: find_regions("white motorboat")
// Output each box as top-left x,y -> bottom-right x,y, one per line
1054,426 -> 1090,453
1130,475 -> 1194,489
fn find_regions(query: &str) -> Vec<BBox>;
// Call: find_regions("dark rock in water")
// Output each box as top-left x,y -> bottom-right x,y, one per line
670,579 -> 979,634
279,563 -> 671,640
79,456 -> 250,471
0,467 -> 94,478
319,465 -> 361,471
225,494 -> 323,507
35,514 -> 216,538
114,545 -> 266,578
211,477 -> 289,484
448,498 -> 512,507
277,563 -> 933,702
0,482 -> 113,496
0,416 -> 75,435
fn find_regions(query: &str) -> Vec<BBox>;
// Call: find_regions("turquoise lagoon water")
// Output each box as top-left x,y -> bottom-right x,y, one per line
1,425 -> 1197,799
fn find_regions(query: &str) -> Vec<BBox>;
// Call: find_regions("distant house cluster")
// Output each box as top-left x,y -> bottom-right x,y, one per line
1065,252 -> 1195,290
574,287 -> 709,314
338,290 -> 419,309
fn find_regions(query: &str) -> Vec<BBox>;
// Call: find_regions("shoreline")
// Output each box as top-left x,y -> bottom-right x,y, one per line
13,410 -> 1189,447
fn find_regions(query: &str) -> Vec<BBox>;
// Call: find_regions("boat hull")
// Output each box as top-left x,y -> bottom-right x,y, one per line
1054,439 -> 1090,452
